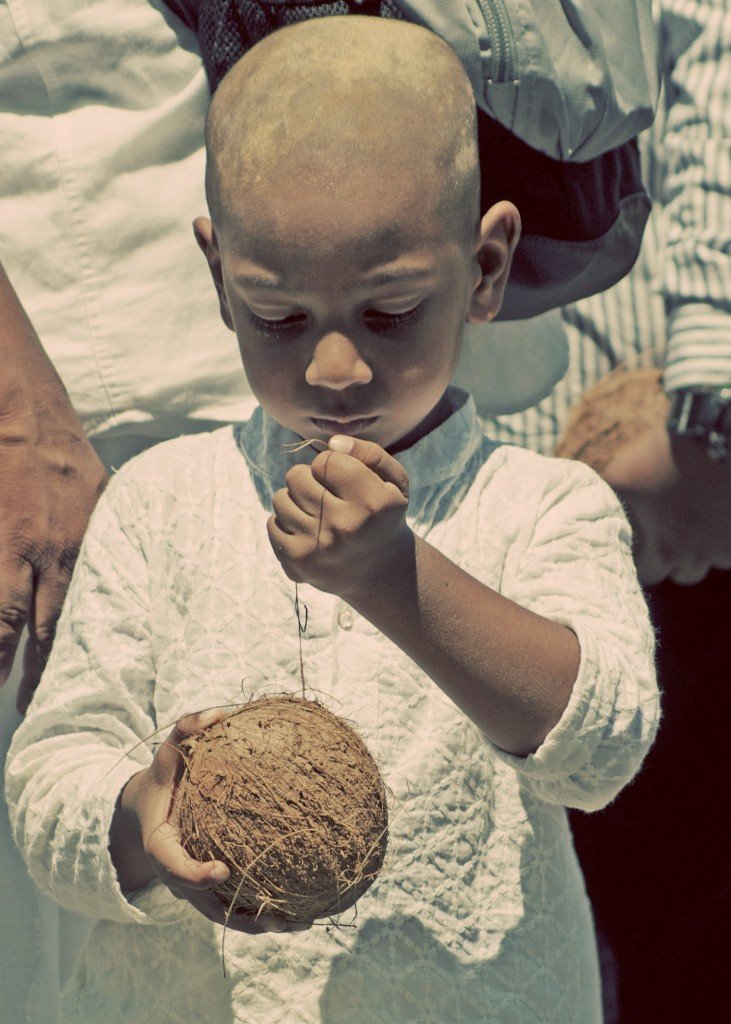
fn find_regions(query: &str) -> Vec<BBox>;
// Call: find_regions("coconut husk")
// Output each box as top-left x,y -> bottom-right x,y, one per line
554,367 -> 668,472
172,694 -> 388,924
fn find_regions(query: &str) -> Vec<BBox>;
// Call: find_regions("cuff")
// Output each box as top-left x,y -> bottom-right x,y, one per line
489,621 -> 609,780
663,305 -> 731,392
78,757 -> 192,928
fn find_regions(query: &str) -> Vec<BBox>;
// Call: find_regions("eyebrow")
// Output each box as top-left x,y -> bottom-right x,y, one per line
233,274 -> 283,290
363,265 -> 436,286
232,264 -> 436,291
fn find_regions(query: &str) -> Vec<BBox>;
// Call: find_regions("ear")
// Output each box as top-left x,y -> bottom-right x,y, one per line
192,217 -> 235,331
466,201 -> 521,324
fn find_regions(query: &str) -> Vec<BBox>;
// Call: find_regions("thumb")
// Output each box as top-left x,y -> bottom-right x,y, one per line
148,706 -> 232,788
601,427 -> 677,494
328,435 -> 409,498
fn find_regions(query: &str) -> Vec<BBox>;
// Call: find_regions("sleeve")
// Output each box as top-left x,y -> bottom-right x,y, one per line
492,457 -> 660,811
659,0 -> 731,391
4,462 -> 189,927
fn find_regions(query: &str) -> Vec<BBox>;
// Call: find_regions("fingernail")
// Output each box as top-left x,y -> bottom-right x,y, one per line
329,435 -> 354,453
210,862 -> 228,880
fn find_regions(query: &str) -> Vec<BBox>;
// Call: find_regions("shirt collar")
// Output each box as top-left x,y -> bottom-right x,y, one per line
234,387 -> 491,515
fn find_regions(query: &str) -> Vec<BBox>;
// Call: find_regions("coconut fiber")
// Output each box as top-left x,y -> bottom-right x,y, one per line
555,367 -> 668,473
173,695 -> 389,923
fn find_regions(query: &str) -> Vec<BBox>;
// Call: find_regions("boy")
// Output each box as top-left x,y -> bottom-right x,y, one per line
6,17 -> 658,1023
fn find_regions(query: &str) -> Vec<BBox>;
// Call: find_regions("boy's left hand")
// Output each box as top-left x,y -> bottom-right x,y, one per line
268,436 -> 411,601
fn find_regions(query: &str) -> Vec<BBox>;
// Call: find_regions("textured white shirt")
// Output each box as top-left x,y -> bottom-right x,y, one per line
6,394 -> 659,1024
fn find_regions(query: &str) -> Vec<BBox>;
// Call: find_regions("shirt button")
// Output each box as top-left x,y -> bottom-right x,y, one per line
338,608 -> 354,630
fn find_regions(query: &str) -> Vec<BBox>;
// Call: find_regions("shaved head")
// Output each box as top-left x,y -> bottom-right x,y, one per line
205,16 -> 479,244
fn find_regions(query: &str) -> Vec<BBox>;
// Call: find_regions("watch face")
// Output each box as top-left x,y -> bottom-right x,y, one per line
669,389 -> 731,462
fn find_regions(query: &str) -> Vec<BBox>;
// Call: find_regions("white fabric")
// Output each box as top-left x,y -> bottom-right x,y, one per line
0,0 -> 251,435
6,393 -> 659,1024
0,435 -> 177,1024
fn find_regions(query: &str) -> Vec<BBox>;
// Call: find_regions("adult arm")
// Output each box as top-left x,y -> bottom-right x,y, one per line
0,261 -> 108,711
600,0 -> 731,585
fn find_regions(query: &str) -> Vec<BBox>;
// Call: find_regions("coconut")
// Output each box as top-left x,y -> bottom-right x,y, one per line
172,694 -> 388,923
554,367 -> 668,472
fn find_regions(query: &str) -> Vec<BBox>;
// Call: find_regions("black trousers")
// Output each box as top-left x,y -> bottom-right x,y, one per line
569,569 -> 731,1024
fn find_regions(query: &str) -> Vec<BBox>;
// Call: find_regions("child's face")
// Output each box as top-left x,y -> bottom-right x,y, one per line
197,171 -> 507,451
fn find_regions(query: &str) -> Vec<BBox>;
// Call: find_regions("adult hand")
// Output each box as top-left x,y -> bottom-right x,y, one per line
0,263 -> 108,713
601,424 -> 731,586
119,708 -> 310,934
268,435 -> 411,601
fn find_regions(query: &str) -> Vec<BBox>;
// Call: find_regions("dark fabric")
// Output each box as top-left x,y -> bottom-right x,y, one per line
477,116 -> 644,242
197,0 -> 402,93
569,569 -> 731,1024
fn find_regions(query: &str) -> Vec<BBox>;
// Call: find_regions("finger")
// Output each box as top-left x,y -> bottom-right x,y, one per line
282,465 -> 329,518
327,436 -> 409,498
16,641 -> 41,716
0,559 -> 33,686
190,893 -> 305,934
174,705 -> 234,740
146,819 -> 230,891
16,568 -> 71,712
669,560 -> 712,587
153,707 -> 232,776
167,870 -> 309,933
30,563 -> 74,664
227,910 -> 312,934
633,533 -> 672,587
266,516 -> 305,581
272,487 -> 321,535
601,428 -> 676,494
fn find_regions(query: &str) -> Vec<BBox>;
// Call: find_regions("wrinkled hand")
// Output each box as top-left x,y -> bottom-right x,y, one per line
601,424 -> 731,586
268,435 -> 411,600
0,398 -> 108,713
122,708 -> 309,934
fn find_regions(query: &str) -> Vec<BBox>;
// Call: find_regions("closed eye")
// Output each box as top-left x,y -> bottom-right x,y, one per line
364,304 -> 421,331
248,311 -> 307,334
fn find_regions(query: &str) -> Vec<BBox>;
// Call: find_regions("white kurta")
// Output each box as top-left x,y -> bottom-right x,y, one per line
5,394 -> 659,1024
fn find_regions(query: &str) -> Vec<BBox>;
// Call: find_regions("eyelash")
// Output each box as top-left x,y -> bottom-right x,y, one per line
248,312 -> 305,334
365,306 -> 421,330
248,305 -> 421,335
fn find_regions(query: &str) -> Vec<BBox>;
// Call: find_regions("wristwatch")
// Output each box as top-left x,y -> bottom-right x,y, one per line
666,387 -> 731,462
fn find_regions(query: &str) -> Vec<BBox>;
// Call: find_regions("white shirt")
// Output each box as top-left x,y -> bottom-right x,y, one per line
0,0 -> 251,436
6,393 -> 659,1024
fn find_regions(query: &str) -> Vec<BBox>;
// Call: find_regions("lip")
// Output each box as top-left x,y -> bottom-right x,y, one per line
310,415 -> 379,435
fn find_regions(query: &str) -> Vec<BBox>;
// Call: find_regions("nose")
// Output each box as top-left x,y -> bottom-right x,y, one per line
305,332 -> 373,390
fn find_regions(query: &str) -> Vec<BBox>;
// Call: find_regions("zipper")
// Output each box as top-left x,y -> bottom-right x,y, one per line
475,0 -> 517,83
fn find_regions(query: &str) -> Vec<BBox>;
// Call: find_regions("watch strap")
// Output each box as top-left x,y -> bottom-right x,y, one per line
666,387 -> 731,462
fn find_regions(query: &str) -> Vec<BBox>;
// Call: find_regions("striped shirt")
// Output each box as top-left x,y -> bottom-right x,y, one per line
480,0 -> 731,456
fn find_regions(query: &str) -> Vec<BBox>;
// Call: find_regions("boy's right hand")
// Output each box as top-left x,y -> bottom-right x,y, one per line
118,708 -> 309,934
